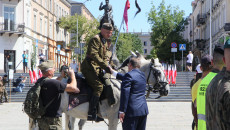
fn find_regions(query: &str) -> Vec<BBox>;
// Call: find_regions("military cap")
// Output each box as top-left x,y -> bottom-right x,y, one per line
224,39 -> 230,49
102,23 -> 113,31
201,55 -> 212,66
214,44 -> 224,55
38,60 -> 54,71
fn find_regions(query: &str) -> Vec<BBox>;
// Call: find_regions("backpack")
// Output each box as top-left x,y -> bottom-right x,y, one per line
23,78 -> 55,119
13,78 -> 22,87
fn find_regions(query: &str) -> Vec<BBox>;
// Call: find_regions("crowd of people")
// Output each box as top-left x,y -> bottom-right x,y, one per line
190,40 -> 230,130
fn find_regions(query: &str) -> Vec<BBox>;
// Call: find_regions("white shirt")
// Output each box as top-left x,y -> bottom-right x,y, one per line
187,53 -> 193,63
69,63 -> 78,72
196,64 -> 202,73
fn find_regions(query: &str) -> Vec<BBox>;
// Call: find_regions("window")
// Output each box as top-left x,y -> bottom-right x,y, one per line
144,49 -> 147,54
34,15 -> 37,31
40,18 -> 42,34
56,5 -> 58,17
4,6 -> 15,31
144,41 -> 147,46
26,10 -> 29,27
45,19 -> 47,36
49,21 -> 52,38
45,0 -> 47,9
50,0 -> 52,12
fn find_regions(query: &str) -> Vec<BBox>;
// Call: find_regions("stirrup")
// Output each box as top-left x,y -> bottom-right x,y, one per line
87,114 -> 96,121
95,116 -> 104,122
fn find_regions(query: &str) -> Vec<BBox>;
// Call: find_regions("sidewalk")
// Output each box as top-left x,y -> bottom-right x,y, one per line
0,102 -> 193,130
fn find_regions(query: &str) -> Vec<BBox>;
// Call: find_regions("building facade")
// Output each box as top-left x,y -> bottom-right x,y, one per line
134,32 -> 153,57
183,0 -> 229,61
0,0 -> 71,73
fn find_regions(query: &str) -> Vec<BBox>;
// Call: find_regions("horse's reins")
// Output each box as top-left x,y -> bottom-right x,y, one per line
146,63 -> 168,99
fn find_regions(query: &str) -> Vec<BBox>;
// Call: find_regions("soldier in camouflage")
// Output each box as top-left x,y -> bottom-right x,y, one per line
0,74 -> 8,103
206,39 -> 230,130
81,23 -> 113,122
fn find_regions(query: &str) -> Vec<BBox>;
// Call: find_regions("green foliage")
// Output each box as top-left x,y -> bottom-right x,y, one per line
114,33 -> 143,62
148,0 -> 189,63
31,44 -> 36,70
59,14 -> 100,60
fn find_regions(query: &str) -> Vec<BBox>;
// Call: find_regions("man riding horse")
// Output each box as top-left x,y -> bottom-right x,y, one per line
81,23 -> 116,122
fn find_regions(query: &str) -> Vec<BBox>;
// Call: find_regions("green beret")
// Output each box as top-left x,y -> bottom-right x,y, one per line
224,39 -> 230,49
38,60 -> 54,71
102,23 -> 113,31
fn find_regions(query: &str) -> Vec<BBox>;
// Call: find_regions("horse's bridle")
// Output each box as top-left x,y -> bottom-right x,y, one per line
146,63 -> 168,99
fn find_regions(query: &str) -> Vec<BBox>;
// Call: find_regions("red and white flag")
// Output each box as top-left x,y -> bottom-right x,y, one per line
174,64 -> 177,84
38,69 -> 43,78
165,64 -> 168,80
171,65 -> 175,84
168,65 -> 172,84
29,69 -> 34,83
123,0 -> 130,32
33,70 -> 38,83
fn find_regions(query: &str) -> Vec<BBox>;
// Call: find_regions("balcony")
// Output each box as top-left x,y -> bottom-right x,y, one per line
224,23 -> 230,31
195,39 -> 206,50
196,14 -> 206,27
0,22 -> 25,36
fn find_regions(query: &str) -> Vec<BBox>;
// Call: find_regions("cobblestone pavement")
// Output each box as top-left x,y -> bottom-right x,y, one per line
0,102 -> 193,130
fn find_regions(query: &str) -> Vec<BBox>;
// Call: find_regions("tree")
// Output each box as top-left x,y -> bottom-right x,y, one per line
148,0 -> 189,63
59,14 -> 100,60
114,33 -> 143,62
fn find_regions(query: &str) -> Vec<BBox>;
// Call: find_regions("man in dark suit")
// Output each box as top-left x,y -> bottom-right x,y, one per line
110,57 -> 149,130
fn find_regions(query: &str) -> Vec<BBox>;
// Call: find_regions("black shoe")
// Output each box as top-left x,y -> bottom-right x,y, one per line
95,115 -> 104,122
87,114 -> 96,121
87,95 -> 100,121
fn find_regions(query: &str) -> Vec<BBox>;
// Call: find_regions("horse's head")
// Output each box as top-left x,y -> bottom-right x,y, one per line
140,57 -> 170,97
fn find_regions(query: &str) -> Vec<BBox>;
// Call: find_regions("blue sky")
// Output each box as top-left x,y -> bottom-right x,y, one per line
76,0 -> 193,32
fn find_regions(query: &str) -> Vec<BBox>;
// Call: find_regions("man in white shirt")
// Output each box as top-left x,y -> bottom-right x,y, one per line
69,59 -> 79,74
187,51 -> 194,72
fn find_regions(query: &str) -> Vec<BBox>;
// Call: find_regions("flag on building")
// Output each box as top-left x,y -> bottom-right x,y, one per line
123,0 -> 130,32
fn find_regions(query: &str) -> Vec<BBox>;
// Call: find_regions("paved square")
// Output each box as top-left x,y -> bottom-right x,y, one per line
0,102 -> 192,130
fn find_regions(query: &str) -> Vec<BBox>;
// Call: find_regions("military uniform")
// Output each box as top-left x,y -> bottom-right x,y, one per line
211,70 -> 230,130
206,67 -> 226,130
0,78 -> 8,103
81,23 -> 113,121
81,33 -> 108,97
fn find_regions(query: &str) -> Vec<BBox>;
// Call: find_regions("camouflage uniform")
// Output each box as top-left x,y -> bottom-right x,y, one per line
37,117 -> 62,130
0,78 -> 8,103
81,33 -> 108,97
206,67 -> 226,130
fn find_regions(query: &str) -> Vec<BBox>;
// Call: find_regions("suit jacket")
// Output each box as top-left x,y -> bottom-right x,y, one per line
117,69 -> 149,117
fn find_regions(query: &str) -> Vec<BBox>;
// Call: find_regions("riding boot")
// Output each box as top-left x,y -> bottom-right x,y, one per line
106,85 -> 116,106
87,95 -> 104,122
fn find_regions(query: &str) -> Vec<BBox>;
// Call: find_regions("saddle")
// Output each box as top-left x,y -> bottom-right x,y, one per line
67,73 -> 108,110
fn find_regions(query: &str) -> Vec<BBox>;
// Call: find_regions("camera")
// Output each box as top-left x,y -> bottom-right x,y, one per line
61,66 -> 69,78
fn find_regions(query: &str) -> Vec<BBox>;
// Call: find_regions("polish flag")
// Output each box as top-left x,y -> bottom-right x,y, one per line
29,69 -> 34,83
174,64 -> 177,84
33,70 -> 38,83
38,69 -> 43,78
164,64 -> 168,80
171,65 -> 175,84
167,65 -> 172,84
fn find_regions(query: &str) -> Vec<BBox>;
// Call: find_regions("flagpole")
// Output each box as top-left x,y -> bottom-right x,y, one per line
113,17 -> 124,56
